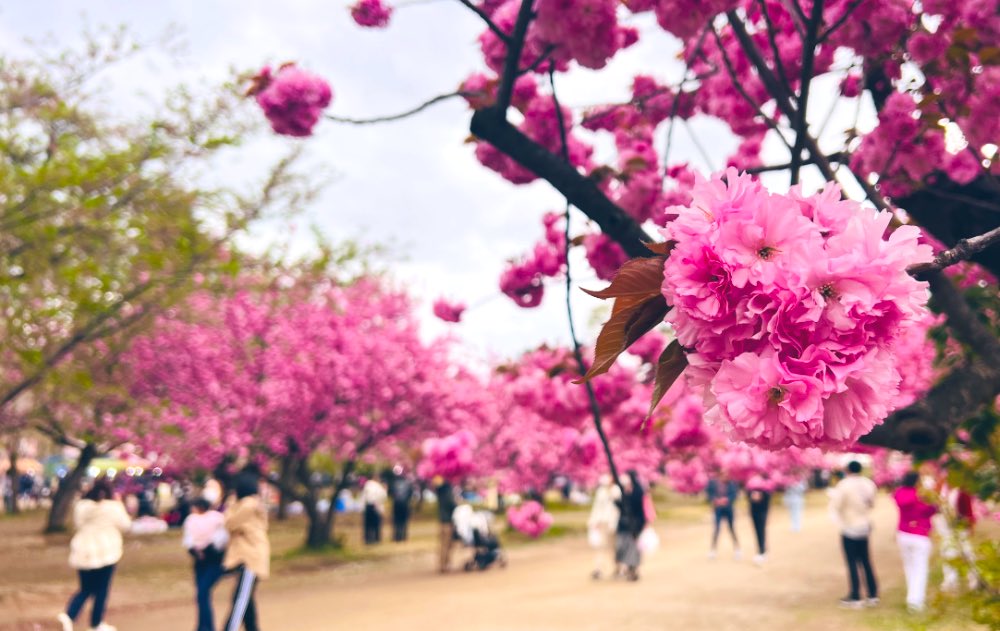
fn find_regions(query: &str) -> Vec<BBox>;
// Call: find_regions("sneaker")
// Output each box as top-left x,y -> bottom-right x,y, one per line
753,553 -> 767,565
733,549 -> 742,561
89,624 -> 117,631
866,597 -> 880,607
707,549 -> 717,560
906,604 -> 925,614
591,569 -> 602,580
57,613 -> 73,631
839,598 -> 864,609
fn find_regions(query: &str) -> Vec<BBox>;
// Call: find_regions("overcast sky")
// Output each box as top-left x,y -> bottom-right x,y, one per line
0,2 -> 865,367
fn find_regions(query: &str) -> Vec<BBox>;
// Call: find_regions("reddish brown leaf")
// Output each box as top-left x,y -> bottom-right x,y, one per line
581,256 -> 666,301
643,240 -> 675,256
576,295 -> 668,383
648,340 -> 688,417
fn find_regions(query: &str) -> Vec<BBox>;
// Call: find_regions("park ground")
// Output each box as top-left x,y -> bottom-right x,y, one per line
0,492 -> 991,630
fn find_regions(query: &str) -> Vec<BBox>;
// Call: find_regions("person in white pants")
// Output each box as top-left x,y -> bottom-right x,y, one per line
892,472 -> 938,613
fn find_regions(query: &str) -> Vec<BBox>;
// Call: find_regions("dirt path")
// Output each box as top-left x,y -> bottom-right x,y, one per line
80,497 -> 979,631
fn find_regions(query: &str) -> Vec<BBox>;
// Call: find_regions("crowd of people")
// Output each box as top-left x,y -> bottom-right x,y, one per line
582,460 -> 982,617
26,456 -> 985,629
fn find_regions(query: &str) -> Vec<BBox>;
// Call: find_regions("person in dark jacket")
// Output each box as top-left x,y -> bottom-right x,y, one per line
614,470 -> 646,581
435,477 -> 457,572
707,475 -> 741,559
390,469 -> 415,542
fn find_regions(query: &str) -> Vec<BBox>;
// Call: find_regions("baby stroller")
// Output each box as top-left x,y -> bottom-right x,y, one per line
453,506 -> 508,571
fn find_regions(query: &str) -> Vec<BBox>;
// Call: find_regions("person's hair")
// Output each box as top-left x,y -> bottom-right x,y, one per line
901,471 -> 920,488
84,477 -> 114,502
847,461 -> 862,474
191,497 -> 212,512
627,469 -> 643,495
233,471 -> 259,499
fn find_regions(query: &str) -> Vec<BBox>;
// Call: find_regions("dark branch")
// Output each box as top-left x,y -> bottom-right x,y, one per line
789,0 -> 824,185
495,0 -> 535,114
470,111 -> 652,258
456,0 -> 511,45
818,0 -> 863,43
908,225 -> 1000,276
745,151 -> 847,174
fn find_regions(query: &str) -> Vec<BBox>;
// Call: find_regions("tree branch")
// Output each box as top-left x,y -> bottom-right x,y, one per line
908,225 -> 1000,276
326,91 -> 473,125
495,0 -> 535,114
745,151 -> 847,174
470,111 -> 653,258
789,0 -> 824,185
456,0 -> 511,45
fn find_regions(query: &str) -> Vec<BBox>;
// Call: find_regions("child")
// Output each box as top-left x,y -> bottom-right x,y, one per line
222,471 -> 270,631
183,497 -> 229,631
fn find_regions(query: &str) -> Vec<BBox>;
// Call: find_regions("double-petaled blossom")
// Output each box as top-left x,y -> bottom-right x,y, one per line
252,65 -> 332,137
660,169 -> 933,449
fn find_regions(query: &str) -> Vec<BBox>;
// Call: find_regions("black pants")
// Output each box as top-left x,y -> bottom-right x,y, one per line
711,507 -> 738,548
392,503 -> 410,542
841,535 -> 878,600
224,566 -> 259,631
66,564 -> 115,628
363,504 -> 382,544
749,494 -> 770,555
194,560 -> 224,631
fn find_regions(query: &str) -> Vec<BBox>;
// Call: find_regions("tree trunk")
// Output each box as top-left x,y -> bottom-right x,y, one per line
302,460 -> 355,549
276,454 -> 293,521
45,443 -> 96,534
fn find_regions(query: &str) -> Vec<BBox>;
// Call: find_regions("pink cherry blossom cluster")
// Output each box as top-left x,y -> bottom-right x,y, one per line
582,233 -> 629,281
499,211 -> 564,307
252,65 -> 332,137
432,298 -> 466,323
851,93 -> 980,198
661,169 -> 933,449
665,458 -> 709,495
624,329 -> 666,365
417,430 -> 477,481
350,0 -> 393,28
506,500 -> 554,537
869,447 -> 913,487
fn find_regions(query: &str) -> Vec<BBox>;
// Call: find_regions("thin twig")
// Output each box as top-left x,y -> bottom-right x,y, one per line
549,68 -> 623,491
818,0 -> 863,43
712,28 -> 794,150
518,45 -> 556,76
325,91 -> 473,125
456,0 -> 511,45
745,151 -> 847,174
907,225 -> 1000,276
663,26 -> 711,180
790,0 -> 825,185
756,0 -> 793,98
682,119 -> 716,172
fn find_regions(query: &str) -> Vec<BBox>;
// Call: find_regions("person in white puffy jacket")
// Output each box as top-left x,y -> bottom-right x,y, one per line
57,477 -> 131,631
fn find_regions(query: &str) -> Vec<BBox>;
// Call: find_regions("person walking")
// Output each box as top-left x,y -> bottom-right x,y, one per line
361,477 -> 387,545
706,475 -> 740,559
389,469 -> 415,542
783,478 -> 807,533
435,477 -> 457,573
614,470 -> 646,582
893,471 -> 938,613
746,477 -> 771,565
829,460 -> 879,608
183,497 -> 229,631
222,471 -> 270,631
940,484 -> 979,592
587,474 -> 620,579
57,477 -> 131,631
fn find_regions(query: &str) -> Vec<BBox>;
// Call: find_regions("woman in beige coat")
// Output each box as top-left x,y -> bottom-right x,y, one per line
57,477 -> 131,631
223,471 -> 270,631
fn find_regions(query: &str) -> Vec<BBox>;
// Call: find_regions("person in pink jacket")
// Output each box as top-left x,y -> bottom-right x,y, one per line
893,471 -> 938,613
